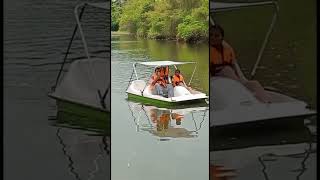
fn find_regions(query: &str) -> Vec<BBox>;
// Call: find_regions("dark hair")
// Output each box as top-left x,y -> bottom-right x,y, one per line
175,69 -> 180,73
210,24 -> 224,37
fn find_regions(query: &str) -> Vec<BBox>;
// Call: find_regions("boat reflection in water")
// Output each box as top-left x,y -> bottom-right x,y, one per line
49,110 -> 110,180
128,101 -> 208,140
210,120 -> 316,180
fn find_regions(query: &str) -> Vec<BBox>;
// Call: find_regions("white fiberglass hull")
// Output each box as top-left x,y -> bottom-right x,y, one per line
50,58 -> 110,112
210,77 -> 316,127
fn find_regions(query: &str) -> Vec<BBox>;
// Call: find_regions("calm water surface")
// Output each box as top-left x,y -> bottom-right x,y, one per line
111,34 -> 209,180
4,0 -> 110,179
210,0 -> 316,179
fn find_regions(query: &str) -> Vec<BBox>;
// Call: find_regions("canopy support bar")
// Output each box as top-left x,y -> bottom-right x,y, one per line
126,68 -> 135,91
250,2 -> 279,79
188,63 -> 197,86
52,5 -> 86,90
133,63 -> 139,80
75,3 -> 91,59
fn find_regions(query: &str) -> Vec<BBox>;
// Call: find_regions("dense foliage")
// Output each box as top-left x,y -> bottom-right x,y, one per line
111,0 -> 208,43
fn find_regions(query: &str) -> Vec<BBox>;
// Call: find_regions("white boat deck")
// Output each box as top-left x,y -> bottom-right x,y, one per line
210,77 -> 316,127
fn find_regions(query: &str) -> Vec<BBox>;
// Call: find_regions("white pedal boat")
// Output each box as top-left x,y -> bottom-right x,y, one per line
126,61 -> 208,106
210,1 -> 316,127
49,2 -> 110,119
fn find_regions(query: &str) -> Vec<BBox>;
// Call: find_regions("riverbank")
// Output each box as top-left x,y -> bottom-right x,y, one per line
111,30 -> 208,44
111,31 -> 131,35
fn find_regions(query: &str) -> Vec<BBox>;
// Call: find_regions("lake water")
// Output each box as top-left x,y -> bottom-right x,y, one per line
210,0 -> 317,179
111,34 -> 209,180
4,0 -> 110,179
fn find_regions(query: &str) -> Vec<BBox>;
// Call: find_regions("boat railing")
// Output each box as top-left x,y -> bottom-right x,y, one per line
74,3 -> 91,60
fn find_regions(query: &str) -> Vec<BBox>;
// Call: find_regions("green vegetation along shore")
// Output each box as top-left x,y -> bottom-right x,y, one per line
112,0 -> 208,43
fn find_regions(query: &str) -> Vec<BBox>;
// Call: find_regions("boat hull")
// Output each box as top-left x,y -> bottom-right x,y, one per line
50,95 -> 110,135
127,93 -> 207,107
126,80 -> 208,107
211,114 -> 315,133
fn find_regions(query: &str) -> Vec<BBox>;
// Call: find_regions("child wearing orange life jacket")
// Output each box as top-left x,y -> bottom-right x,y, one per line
172,69 -> 190,90
210,24 -> 270,103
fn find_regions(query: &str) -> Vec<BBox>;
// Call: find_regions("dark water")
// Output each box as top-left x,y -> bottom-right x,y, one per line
4,0 -> 110,179
111,34 -> 209,180
210,0 -> 317,179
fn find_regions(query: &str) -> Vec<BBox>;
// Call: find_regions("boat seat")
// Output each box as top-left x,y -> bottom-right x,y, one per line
174,86 -> 191,97
131,80 -> 147,92
53,58 -> 110,111
211,77 -> 259,109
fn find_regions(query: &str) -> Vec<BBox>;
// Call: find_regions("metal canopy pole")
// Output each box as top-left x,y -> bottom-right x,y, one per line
74,3 -> 91,59
250,2 -> 279,79
133,63 -> 139,80
209,16 -> 215,25
52,5 -> 86,90
188,63 -> 197,86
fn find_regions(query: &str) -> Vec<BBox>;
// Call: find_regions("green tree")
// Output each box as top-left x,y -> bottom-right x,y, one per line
117,0 -> 208,43
111,0 -> 122,31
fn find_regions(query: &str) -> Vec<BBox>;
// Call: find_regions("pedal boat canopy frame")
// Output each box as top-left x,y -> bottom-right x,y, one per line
131,61 -> 198,86
53,2 -> 110,89
50,2 -> 111,112
210,0 -> 279,79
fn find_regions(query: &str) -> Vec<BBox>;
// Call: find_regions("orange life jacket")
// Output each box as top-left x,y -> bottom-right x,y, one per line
160,66 -> 169,82
210,41 -> 235,66
150,73 -> 166,87
172,74 -> 184,86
